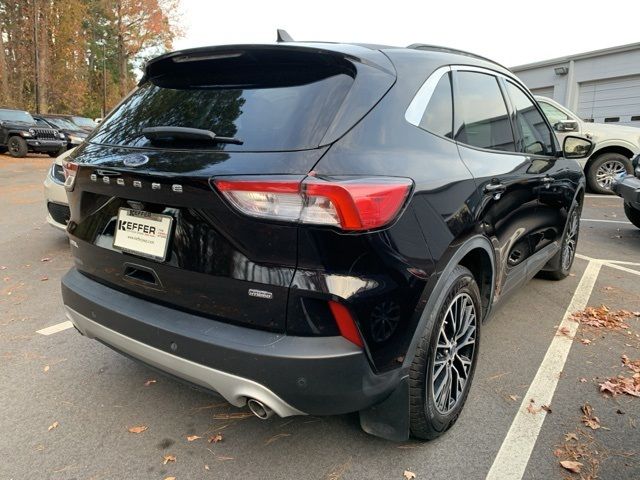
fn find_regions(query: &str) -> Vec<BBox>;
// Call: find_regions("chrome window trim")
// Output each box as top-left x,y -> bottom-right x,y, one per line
405,64 -> 525,128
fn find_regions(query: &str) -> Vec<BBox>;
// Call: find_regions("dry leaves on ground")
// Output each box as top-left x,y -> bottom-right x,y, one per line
43,365 -> 49,372
403,471 -> 416,479
621,355 -> 640,373
127,425 -> 148,434
581,404 -> 601,430
48,421 -> 59,431
163,477 -> 176,480
554,430 -> 600,480
208,433 -> 223,443
558,326 -> 571,337
599,374 -> 640,398
560,460 -> 583,473
143,379 -> 156,386
40,257 -> 51,262
186,435 -> 202,442
162,454 -> 176,465
570,305 -> 633,330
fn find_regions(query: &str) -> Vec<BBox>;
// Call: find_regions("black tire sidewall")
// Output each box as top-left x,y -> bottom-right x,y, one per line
409,265 -> 482,439
8,136 -> 27,158
587,153 -> 632,194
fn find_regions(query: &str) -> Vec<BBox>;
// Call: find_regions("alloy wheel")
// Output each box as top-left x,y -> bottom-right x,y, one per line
561,210 -> 579,272
595,160 -> 626,190
431,292 -> 477,414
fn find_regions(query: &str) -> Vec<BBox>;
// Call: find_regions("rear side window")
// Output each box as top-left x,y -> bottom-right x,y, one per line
419,72 -> 453,138
454,72 -> 515,152
90,68 -> 354,151
505,82 -> 555,156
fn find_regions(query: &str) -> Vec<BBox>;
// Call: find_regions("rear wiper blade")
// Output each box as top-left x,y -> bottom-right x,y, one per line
142,126 -> 243,145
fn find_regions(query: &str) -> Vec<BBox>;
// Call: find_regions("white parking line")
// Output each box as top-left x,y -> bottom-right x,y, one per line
584,194 -> 620,199
581,218 -> 632,224
36,320 -> 74,336
486,260 -> 601,480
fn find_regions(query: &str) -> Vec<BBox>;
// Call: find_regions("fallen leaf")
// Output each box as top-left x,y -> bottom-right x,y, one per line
579,378 -> 588,383
599,375 -> 640,397
208,433 -> 223,443
621,355 -> 640,373
127,425 -> 148,434
560,460 -> 582,473
204,464 -> 210,471
164,477 -> 176,480
541,404 -> 552,414
186,435 -> 202,442
43,365 -> 50,372
48,421 -> 59,431
571,305 -> 632,330
581,403 -> 601,430
40,276 -> 48,281
580,338 -> 591,345
558,326 -> 571,336
604,286 -> 613,291
40,257 -> 51,262
564,432 -> 578,441
0,266 -> 6,270
162,454 -> 176,465
403,471 -> 416,480
526,402 -> 541,414
143,379 -> 157,386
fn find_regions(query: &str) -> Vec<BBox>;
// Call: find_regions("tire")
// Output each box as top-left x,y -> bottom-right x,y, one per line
48,146 -> 66,158
409,265 -> 481,440
7,136 -> 28,158
624,203 -> 640,229
587,153 -> 632,195
542,206 -> 580,280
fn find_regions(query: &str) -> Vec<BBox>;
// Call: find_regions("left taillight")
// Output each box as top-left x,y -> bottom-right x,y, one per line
213,176 -> 413,231
62,160 -> 78,191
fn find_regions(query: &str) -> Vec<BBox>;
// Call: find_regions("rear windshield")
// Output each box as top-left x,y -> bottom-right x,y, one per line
90,70 -> 354,151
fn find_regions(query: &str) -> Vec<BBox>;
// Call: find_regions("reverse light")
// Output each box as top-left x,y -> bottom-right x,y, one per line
62,160 -> 78,191
214,176 -> 412,231
328,301 -> 364,348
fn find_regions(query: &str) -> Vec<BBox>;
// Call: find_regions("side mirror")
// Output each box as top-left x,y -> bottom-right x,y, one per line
563,135 -> 594,160
555,119 -> 578,132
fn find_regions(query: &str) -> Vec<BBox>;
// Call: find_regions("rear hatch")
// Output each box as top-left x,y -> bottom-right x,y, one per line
66,44 -> 395,333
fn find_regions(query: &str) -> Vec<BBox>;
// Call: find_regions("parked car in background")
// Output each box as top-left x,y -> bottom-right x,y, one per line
536,96 -> 640,194
43,148 -> 73,230
34,115 -> 88,150
613,154 -> 640,228
61,40 -> 593,441
67,115 -> 98,132
0,108 -> 67,158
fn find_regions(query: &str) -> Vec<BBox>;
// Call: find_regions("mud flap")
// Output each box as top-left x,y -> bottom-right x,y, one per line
359,375 -> 410,441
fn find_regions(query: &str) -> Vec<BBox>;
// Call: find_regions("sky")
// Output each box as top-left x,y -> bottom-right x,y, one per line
173,0 -> 640,68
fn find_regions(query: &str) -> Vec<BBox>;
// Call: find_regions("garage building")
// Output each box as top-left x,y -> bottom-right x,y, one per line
511,42 -> 640,126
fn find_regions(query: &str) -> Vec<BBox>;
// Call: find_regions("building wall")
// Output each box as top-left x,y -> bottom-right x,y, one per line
512,44 -> 640,126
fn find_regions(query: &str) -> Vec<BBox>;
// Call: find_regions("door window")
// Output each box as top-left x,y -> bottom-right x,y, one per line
505,82 -> 555,156
538,101 -> 569,126
454,71 -> 515,152
419,72 -> 453,138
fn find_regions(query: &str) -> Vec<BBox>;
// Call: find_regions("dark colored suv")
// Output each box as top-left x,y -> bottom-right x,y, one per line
0,108 -> 67,157
60,41 -> 593,441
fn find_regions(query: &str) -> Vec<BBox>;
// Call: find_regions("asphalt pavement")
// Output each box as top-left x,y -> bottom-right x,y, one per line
1,154 -> 639,480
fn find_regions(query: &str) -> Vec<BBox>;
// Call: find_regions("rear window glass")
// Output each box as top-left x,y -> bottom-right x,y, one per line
90,71 -> 354,151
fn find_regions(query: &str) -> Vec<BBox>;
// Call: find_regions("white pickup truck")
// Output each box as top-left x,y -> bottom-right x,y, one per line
536,96 -> 640,194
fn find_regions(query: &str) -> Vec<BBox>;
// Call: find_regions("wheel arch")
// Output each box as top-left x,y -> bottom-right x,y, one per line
585,145 -> 635,175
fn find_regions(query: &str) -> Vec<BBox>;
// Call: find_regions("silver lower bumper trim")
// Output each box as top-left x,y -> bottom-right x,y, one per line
65,306 -> 306,418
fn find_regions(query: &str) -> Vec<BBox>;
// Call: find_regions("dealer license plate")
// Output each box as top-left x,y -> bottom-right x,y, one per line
113,208 -> 173,261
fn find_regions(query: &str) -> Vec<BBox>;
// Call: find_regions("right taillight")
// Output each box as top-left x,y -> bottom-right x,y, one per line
213,176 -> 412,231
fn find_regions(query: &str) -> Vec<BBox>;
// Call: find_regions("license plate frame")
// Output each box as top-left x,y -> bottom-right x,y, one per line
113,208 -> 173,262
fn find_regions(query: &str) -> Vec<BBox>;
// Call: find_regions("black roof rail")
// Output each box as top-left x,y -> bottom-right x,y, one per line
277,29 -> 294,43
407,44 -> 510,71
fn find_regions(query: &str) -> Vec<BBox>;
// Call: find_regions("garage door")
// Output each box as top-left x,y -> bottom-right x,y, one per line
577,75 -> 640,126
530,86 -> 554,99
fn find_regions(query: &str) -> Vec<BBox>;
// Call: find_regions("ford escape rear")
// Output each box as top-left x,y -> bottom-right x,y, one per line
61,39 -> 593,441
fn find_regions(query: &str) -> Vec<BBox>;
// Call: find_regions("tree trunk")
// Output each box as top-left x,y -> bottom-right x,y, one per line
36,0 -> 49,113
0,28 -> 10,106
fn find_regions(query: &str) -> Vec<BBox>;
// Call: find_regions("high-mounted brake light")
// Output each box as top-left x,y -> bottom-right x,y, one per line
62,160 -> 79,191
214,176 -> 412,231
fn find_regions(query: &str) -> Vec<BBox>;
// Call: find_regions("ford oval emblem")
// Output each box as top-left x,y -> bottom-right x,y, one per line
122,154 -> 149,167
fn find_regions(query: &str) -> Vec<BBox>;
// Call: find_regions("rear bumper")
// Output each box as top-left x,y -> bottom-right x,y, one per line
61,268 -> 400,416
613,174 -> 640,208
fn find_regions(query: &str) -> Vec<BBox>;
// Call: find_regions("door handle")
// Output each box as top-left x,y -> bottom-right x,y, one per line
484,182 -> 506,200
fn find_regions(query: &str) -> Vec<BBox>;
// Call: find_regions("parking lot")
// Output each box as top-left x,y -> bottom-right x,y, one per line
1,154 -> 639,480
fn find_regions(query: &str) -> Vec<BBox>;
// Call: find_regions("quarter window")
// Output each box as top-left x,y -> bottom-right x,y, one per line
419,72 -> 453,138
454,71 -> 515,152
505,82 -> 555,156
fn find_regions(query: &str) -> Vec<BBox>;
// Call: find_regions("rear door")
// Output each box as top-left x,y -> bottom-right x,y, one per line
452,68 -> 544,299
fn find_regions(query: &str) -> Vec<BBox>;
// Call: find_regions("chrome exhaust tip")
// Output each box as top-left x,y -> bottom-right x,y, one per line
247,398 -> 274,420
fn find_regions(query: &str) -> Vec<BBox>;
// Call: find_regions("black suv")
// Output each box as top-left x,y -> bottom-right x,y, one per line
0,108 -> 66,158
34,115 -> 88,150
613,154 -> 640,228
61,41 -> 593,441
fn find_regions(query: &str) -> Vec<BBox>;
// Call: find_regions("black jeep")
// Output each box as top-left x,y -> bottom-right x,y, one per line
0,108 -> 67,158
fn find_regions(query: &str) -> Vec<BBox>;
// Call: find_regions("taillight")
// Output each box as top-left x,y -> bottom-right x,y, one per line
62,160 -> 78,191
328,301 -> 364,348
214,176 -> 412,231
